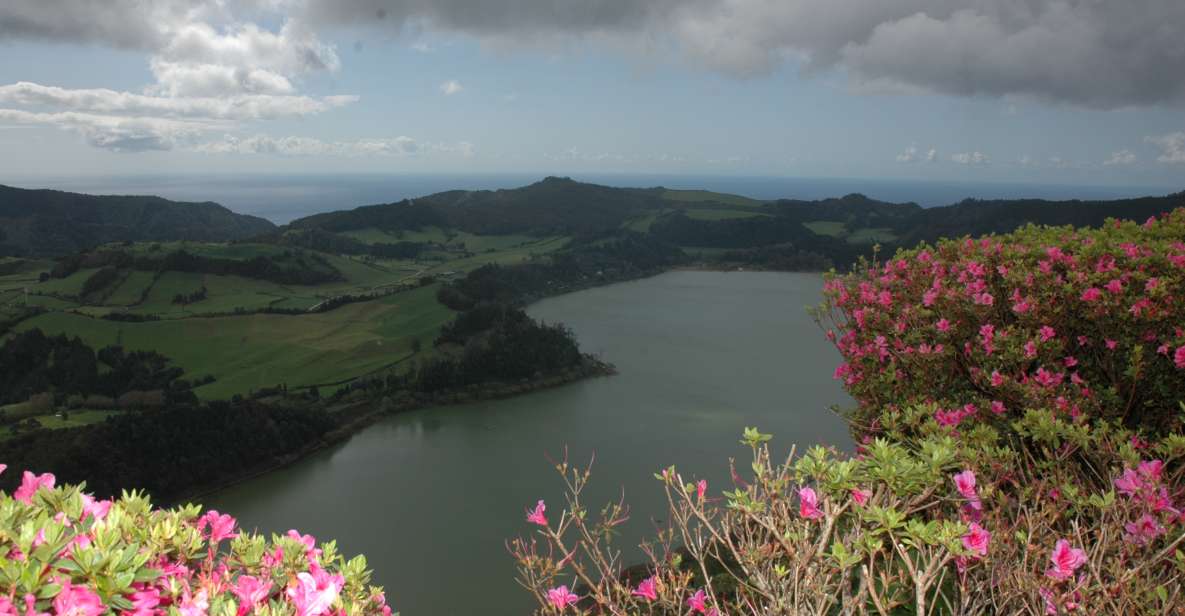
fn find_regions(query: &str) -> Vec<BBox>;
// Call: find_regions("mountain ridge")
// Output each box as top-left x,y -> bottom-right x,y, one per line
0,184 -> 277,257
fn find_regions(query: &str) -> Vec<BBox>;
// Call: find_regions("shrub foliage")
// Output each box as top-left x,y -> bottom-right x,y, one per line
510,210 -> 1185,615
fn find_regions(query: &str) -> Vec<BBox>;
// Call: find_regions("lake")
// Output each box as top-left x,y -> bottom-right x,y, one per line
202,271 -> 853,615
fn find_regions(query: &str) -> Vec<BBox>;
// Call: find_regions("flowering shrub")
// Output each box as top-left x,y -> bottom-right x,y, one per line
511,211 -> 1185,614
511,429 -> 1185,614
0,466 -> 394,616
816,209 -> 1185,438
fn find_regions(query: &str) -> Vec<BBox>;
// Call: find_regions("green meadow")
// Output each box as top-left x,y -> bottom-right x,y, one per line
18,284 -> 453,400
4,233 -> 573,401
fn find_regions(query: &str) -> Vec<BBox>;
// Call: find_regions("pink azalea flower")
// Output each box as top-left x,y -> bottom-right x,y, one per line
232,576 -> 274,616
1175,346 -> 1185,369
546,586 -> 578,610
990,370 -> 1004,387
52,579 -> 104,616
128,587 -> 161,616
1105,339 -> 1118,350
0,464 -> 5,475
1024,341 -> 1038,358
1080,287 -> 1103,302
286,565 -> 344,616
936,319 -> 951,333
1124,514 -> 1166,547
178,589 -> 209,616
14,471 -> 55,504
1114,468 -> 1144,496
686,589 -> 710,614
1105,279 -> 1124,294
798,487 -> 823,520
200,511 -> 238,544
851,488 -> 872,507
1138,460 -> 1164,480
79,494 -> 112,521
962,522 -> 991,557
990,400 -> 1006,415
952,470 -> 978,500
1039,326 -> 1057,342
631,576 -> 658,601
1046,540 -> 1087,581
525,500 -> 548,526
1039,588 -> 1058,615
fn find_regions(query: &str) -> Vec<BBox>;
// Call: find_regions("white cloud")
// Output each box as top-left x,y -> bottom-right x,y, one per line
951,151 -> 990,166
1103,149 -> 1136,166
0,108 -> 222,151
440,80 -> 464,95
192,134 -> 477,158
895,145 -> 919,163
896,145 -> 938,163
0,2 -> 358,153
1145,133 -> 1185,164
0,82 -> 357,120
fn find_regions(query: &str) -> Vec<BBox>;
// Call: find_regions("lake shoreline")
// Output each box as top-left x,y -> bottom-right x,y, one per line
171,356 -> 616,507
176,266 -> 824,506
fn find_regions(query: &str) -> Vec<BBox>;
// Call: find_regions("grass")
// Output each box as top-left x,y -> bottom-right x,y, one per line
104,270 -> 157,306
623,212 -> 666,232
662,189 -> 763,207
6,231 -> 574,400
33,268 -> 99,298
17,284 -> 454,400
804,221 -> 848,237
33,409 -> 121,430
134,272 -> 206,314
684,208 -> 771,221
846,228 -> 898,244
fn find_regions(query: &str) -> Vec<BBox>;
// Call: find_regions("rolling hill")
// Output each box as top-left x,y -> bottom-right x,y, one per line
0,184 -> 277,257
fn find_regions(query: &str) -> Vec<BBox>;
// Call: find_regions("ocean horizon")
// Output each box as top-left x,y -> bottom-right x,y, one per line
4,172 -> 1180,225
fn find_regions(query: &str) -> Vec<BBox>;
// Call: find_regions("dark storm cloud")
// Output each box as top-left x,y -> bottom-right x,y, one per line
4,0 -> 1185,109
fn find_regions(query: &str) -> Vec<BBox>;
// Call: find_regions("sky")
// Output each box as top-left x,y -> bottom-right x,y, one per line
0,0 -> 1184,187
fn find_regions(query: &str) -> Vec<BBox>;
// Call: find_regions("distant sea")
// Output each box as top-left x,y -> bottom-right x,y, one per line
6,173 -> 1180,225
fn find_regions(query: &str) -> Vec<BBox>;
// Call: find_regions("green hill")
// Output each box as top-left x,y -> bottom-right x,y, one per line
0,184 -> 277,257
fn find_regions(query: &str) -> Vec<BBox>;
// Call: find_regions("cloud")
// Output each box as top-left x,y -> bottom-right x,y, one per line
0,108 -> 222,151
7,1 -> 1184,108
950,151 -> 989,166
439,80 -> 464,95
297,0 -> 1185,108
0,82 -> 357,120
0,2 -> 358,152
192,134 -> 476,158
1104,149 -> 1137,166
895,146 -> 919,163
1145,132 -> 1185,163
896,145 -> 938,163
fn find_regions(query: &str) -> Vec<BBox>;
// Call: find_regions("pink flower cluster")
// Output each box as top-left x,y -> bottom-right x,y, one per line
0,466 -> 392,616
822,210 -> 1185,440
1114,459 -> 1178,546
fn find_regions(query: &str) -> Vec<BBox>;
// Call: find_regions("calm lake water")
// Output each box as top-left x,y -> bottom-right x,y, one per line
202,271 -> 853,615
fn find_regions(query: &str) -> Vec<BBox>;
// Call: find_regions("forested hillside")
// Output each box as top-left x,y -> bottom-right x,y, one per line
0,184 -> 276,257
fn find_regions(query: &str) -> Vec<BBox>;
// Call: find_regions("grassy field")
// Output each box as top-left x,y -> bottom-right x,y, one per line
684,208 -> 771,221
6,231 -> 576,400
846,227 -> 898,244
104,270 -> 157,306
662,189 -> 764,207
17,284 -> 454,400
804,221 -> 848,237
